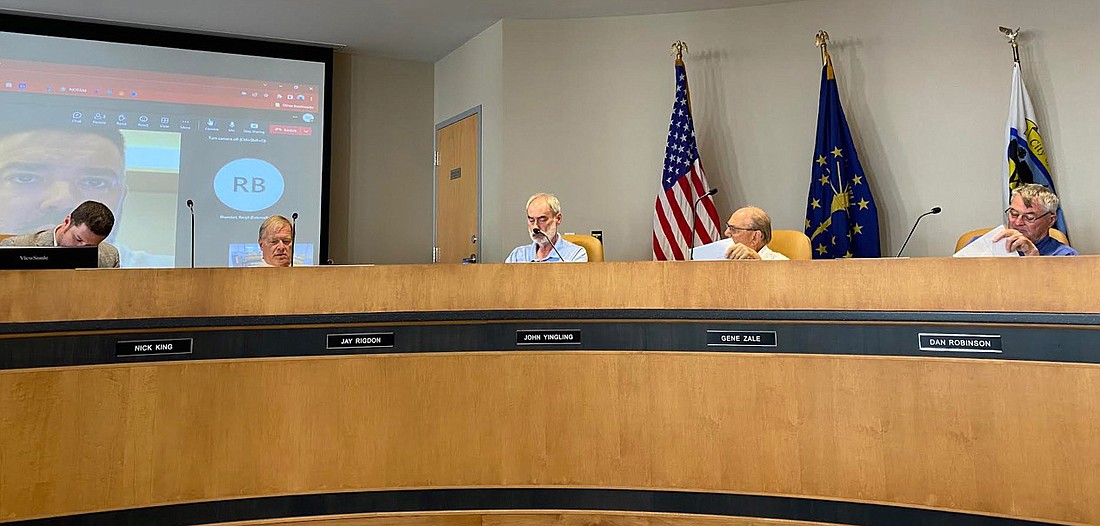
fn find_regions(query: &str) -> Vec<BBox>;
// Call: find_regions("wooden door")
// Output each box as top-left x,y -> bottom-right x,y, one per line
434,113 -> 479,263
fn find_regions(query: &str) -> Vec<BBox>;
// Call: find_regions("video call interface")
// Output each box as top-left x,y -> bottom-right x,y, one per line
0,30 -> 327,267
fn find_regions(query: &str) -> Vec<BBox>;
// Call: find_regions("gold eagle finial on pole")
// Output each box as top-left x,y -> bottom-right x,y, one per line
999,26 -> 1021,64
815,30 -> 830,66
670,40 -> 688,61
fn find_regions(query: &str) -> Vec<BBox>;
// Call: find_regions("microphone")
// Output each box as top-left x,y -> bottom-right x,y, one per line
290,212 -> 298,267
186,199 -> 195,268
531,228 -> 565,262
689,187 -> 719,260
895,206 -> 941,258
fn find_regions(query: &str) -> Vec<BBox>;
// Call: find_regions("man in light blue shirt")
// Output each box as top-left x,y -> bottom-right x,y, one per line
505,193 -> 588,263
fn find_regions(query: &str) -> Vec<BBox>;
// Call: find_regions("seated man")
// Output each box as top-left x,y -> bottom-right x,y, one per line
258,215 -> 295,267
991,184 -> 1076,256
723,206 -> 789,261
0,200 -> 120,268
505,193 -> 588,263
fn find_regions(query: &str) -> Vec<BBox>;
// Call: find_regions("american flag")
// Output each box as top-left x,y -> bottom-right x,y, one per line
652,58 -> 721,260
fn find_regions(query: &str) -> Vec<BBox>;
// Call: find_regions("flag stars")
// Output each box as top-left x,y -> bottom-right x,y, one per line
853,223 -> 863,235
805,219 -> 811,229
843,251 -> 853,258
816,244 -> 828,255
852,174 -> 863,185
811,198 -> 821,209
857,198 -> 870,210
819,174 -> 830,185
831,146 -> 843,157
816,155 -> 827,166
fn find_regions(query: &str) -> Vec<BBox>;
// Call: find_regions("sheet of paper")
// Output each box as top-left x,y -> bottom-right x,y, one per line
691,238 -> 733,261
953,225 -> 1018,257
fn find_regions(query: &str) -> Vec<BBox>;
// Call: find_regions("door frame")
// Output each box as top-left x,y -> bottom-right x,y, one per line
433,105 -> 482,263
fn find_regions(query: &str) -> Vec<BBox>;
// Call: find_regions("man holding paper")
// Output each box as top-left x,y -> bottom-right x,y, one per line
722,206 -> 789,261
990,184 -> 1076,256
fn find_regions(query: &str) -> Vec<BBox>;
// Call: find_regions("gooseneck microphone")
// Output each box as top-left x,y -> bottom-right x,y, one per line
895,206 -> 942,258
186,199 -> 195,268
689,187 -> 719,260
531,228 -> 565,262
290,212 -> 298,267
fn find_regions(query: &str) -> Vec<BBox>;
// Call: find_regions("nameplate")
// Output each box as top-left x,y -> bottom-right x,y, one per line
516,329 -> 581,345
918,333 -> 1003,353
706,330 -> 777,347
327,332 -> 395,350
116,338 -> 193,358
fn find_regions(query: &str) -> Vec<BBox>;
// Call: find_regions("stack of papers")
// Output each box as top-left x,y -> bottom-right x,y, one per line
953,226 -> 1019,257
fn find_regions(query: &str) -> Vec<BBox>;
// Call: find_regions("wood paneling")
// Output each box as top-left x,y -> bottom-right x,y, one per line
3,257 -> 1100,324
3,353 -> 1098,523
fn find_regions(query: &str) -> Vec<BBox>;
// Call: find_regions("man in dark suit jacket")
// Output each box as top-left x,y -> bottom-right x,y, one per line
1,200 -> 120,268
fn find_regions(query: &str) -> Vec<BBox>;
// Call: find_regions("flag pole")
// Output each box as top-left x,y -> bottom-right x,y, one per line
815,30 -> 830,65
998,26 -> 1021,64
669,40 -> 693,111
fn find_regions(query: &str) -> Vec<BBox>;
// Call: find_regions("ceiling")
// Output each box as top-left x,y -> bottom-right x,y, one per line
0,0 -> 798,62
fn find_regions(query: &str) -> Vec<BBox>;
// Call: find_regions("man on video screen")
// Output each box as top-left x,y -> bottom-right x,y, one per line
0,126 -> 126,240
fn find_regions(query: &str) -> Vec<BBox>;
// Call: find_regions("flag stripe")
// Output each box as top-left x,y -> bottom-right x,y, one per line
652,60 -> 721,260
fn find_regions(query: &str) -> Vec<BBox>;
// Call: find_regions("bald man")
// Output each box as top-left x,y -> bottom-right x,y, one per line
722,206 -> 789,261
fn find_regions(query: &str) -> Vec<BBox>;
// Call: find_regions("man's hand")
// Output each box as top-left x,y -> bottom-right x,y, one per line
725,242 -> 762,260
992,228 -> 1039,256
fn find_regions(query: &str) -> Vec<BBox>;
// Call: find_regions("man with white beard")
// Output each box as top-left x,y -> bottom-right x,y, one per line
505,193 -> 588,263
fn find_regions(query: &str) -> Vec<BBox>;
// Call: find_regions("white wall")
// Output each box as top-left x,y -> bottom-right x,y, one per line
434,21 -> 505,261
330,52 -> 434,264
450,0 -> 1100,260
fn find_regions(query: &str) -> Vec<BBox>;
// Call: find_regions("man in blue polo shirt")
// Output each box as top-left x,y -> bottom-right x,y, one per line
991,184 -> 1077,256
505,193 -> 588,263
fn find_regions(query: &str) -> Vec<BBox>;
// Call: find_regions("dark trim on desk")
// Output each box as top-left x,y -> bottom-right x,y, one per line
3,309 -> 1100,370
3,487 -> 1062,526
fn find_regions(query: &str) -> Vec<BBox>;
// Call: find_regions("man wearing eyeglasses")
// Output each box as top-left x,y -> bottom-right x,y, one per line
991,184 -> 1076,256
505,193 -> 588,263
723,206 -> 788,261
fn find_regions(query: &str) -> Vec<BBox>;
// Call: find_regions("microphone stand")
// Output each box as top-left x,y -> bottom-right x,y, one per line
532,228 -> 565,261
896,207 -> 942,257
290,212 -> 298,267
688,188 -> 719,260
186,199 -> 195,268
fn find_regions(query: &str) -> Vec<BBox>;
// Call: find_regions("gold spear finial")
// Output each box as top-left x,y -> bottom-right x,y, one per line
999,26 -> 1021,64
670,40 -> 688,61
815,30 -> 830,66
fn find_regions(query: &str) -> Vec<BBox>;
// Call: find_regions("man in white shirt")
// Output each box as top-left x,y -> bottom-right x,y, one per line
505,193 -> 588,263
723,206 -> 789,261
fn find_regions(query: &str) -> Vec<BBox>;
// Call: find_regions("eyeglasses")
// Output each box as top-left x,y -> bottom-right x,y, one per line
725,224 -> 759,233
1004,208 -> 1053,225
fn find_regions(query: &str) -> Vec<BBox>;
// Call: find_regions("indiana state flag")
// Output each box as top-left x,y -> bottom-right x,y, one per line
1004,62 -> 1068,237
805,50 -> 880,258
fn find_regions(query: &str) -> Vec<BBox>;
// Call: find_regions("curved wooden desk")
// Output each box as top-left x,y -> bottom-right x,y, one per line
2,259 -> 1099,526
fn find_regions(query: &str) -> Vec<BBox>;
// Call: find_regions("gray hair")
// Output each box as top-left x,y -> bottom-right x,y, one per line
258,215 -> 294,242
742,205 -> 774,245
1012,184 -> 1060,215
526,193 -> 561,216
